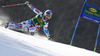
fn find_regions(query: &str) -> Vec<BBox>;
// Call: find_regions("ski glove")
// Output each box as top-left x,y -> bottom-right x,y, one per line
47,35 -> 50,38
47,35 -> 52,40
25,1 -> 29,4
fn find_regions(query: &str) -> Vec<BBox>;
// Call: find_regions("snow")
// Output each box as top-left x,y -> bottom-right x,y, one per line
0,26 -> 100,56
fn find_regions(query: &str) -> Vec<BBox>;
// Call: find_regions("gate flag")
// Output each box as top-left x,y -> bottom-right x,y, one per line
81,3 -> 100,24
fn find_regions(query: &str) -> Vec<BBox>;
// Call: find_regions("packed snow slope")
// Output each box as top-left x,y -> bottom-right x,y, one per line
1,0 -> 100,53
0,26 -> 100,56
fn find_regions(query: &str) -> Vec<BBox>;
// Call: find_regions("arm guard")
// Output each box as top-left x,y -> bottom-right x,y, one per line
27,4 -> 43,15
43,22 -> 50,36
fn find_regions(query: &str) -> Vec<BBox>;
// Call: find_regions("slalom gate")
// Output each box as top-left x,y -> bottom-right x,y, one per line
70,0 -> 100,52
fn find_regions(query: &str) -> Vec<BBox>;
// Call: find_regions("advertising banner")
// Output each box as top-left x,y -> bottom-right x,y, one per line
81,3 -> 100,24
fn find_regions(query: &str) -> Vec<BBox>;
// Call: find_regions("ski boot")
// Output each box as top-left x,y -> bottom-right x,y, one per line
5,23 -> 8,28
1,23 -> 8,28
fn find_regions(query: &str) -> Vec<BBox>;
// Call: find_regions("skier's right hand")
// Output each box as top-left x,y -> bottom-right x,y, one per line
25,1 -> 29,4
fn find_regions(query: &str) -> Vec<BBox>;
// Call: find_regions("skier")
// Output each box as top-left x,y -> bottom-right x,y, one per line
5,1 -> 53,39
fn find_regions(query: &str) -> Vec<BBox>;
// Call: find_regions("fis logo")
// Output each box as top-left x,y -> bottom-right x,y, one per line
89,8 -> 97,13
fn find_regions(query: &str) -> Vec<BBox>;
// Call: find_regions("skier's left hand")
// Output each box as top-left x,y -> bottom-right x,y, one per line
47,35 -> 52,40
47,35 -> 50,37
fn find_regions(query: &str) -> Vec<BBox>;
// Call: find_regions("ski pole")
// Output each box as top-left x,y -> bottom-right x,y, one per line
2,3 -> 26,7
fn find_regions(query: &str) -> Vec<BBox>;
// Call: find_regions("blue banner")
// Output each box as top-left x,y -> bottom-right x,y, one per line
80,3 -> 100,24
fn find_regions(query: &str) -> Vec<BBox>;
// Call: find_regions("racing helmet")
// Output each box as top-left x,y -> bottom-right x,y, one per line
44,10 -> 52,19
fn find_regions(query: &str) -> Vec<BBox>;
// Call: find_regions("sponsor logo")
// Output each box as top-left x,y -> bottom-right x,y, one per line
9,25 -> 14,27
30,27 -> 35,30
35,9 -> 39,13
89,8 -> 97,13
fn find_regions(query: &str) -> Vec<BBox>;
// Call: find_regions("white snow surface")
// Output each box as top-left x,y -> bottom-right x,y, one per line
0,26 -> 100,56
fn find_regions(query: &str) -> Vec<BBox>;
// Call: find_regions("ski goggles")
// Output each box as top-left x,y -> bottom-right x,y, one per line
45,14 -> 51,19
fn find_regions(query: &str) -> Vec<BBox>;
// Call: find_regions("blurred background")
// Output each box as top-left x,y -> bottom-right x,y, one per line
0,0 -> 100,53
